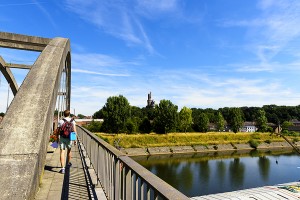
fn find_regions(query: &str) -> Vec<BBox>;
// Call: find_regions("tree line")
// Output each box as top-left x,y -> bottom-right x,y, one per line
86,95 -> 300,134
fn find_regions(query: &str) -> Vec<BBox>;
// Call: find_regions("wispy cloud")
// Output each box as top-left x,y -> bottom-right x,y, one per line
32,0 -> 58,29
72,53 -> 127,67
135,0 -> 180,18
65,0 -> 156,53
0,1 -> 57,29
137,0 -> 179,12
72,69 -> 130,77
0,2 -> 45,7
220,0 -> 300,68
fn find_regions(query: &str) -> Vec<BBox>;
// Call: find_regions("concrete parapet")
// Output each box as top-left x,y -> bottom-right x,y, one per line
194,145 -> 209,152
258,142 -> 292,150
124,148 -> 148,156
147,147 -> 171,155
216,144 -> 235,151
234,143 -> 252,150
206,145 -> 218,151
170,146 -> 195,154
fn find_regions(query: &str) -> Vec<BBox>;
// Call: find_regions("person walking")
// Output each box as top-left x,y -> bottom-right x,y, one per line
58,109 -> 76,174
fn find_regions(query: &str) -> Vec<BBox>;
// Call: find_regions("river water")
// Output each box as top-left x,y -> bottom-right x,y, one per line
132,150 -> 300,197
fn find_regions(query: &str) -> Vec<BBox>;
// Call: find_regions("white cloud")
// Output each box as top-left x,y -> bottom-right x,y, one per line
220,1 -> 300,67
72,69 -> 130,77
72,53 -> 126,68
65,0 -> 155,53
71,52 -> 142,77
137,0 -> 179,12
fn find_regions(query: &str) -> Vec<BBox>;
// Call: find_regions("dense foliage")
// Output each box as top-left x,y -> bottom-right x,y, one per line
101,95 -> 131,133
86,94 -> 300,134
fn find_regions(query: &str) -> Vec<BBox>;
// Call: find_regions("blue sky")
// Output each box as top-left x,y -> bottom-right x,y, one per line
0,0 -> 300,116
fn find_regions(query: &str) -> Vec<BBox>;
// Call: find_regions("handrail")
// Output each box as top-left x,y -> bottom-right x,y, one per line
76,126 -> 189,200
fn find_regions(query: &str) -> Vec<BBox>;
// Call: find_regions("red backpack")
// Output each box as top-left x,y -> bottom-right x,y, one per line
60,118 -> 74,138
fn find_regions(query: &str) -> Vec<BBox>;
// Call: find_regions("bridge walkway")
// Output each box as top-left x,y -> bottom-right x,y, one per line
35,141 -> 107,200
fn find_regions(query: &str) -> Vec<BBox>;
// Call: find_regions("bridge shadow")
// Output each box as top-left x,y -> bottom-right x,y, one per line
60,144 -> 98,200
36,142 -> 100,200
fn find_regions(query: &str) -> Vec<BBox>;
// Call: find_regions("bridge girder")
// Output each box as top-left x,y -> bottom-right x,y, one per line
0,31 -> 50,52
0,56 -> 18,95
0,32 -> 71,199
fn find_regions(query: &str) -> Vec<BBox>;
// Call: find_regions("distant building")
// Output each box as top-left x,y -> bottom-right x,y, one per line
288,119 -> 300,132
241,121 -> 257,132
75,119 -> 103,126
147,92 -> 155,108
290,119 -> 300,126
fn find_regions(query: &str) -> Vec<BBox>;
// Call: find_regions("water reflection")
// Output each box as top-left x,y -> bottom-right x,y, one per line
153,162 -> 181,188
258,156 -> 270,181
180,163 -> 193,192
229,158 -> 245,189
199,161 -> 210,192
133,150 -> 300,197
216,160 -> 226,188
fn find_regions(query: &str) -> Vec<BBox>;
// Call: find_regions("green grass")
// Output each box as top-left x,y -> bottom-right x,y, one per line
96,132 -> 287,148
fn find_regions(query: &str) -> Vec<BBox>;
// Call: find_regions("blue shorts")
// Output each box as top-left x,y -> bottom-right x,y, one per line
59,137 -> 72,150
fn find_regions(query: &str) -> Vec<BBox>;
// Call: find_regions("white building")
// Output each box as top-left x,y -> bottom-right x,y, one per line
241,121 -> 257,132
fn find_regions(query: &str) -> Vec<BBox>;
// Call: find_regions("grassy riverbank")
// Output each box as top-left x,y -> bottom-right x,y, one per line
96,132 -> 292,148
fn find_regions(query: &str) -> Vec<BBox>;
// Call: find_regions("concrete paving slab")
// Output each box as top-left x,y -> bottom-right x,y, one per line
35,143 -> 107,200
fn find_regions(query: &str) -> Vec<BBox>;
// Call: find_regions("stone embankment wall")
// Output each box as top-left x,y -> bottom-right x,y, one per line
120,142 -> 299,156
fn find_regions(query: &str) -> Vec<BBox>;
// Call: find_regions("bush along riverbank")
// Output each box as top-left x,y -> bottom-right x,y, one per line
96,132 -> 300,156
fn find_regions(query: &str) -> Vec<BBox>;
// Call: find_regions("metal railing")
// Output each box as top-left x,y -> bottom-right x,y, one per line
76,126 -> 189,200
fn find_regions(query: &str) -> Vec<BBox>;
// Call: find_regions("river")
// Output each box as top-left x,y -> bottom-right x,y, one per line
132,150 -> 300,197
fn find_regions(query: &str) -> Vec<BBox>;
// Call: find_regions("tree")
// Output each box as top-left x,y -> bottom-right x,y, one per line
241,106 -> 260,121
281,121 -> 293,132
93,109 -> 104,119
84,120 -> 102,132
153,99 -> 178,134
215,112 -> 225,131
179,106 -> 193,133
0,112 -> 4,117
126,117 -> 141,134
192,109 -> 209,132
255,109 -> 269,132
142,106 -> 155,120
101,95 -> 131,133
197,113 -> 209,132
229,107 -> 244,133
131,106 -> 143,119
77,114 -> 85,119
139,117 -> 152,133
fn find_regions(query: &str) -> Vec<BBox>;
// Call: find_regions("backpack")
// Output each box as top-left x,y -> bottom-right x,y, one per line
60,118 -> 74,138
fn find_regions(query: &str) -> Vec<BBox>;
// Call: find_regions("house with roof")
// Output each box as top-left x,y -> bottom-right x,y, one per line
288,119 -> 300,132
241,121 -> 257,132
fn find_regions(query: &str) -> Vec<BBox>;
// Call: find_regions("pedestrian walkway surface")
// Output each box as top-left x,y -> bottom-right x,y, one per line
35,142 -> 107,200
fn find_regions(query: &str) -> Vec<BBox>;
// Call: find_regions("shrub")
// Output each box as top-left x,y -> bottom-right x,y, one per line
84,120 -> 102,132
265,139 -> 271,144
249,139 -> 259,149
230,142 -> 237,149
293,137 -> 299,143
251,133 -> 260,140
